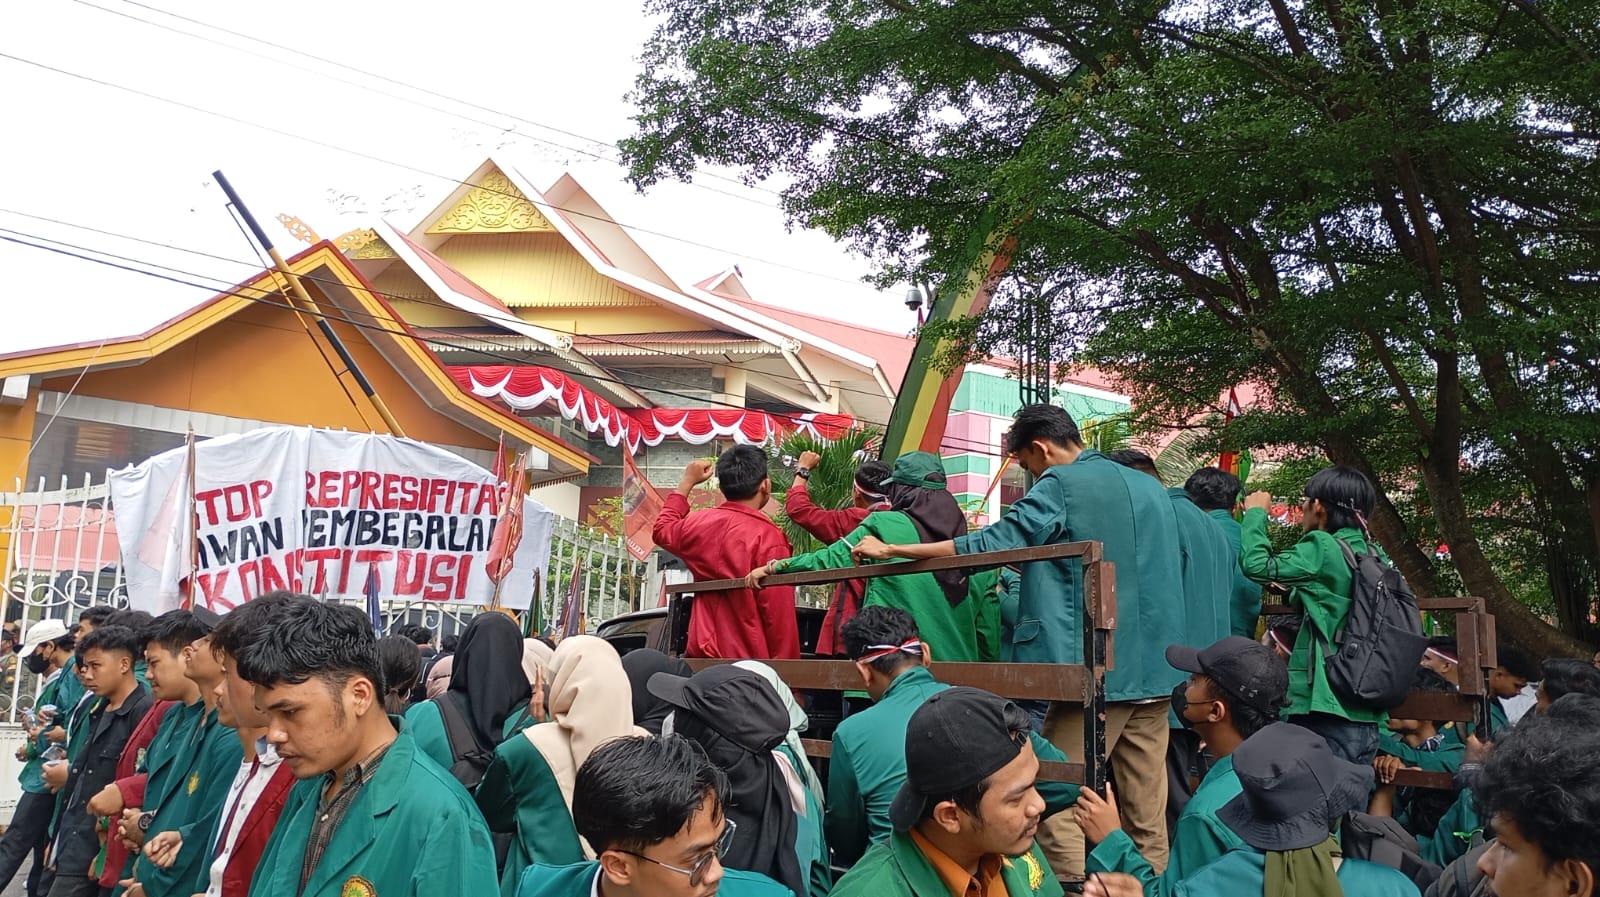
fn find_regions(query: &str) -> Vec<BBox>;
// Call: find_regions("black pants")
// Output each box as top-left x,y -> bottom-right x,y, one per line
0,790 -> 56,897
43,872 -> 105,897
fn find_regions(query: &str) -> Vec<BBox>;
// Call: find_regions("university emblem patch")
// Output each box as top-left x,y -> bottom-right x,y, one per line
187,771 -> 200,795
135,747 -> 147,769
1020,851 -> 1044,890
342,876 -> 377,897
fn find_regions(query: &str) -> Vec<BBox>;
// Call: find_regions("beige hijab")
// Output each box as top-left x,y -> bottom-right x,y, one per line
525,635 -> 646,848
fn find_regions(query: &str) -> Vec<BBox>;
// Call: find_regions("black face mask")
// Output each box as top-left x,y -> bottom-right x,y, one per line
24,652 -> 49,675
1171,681 -> 1194,730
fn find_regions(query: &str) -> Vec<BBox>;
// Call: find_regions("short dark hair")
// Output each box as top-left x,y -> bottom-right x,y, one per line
842,606 -> 922,675
1477,696 -> 1600,881
1193,673 -> 1279,740
79,606 -> 115,628
1496,644 -> 1540,681
715,445 -> 769,501
50,632 -> 78,652
1107,449 -> 1160,479
1302,466 -> 1375,532
572,734 -> 729,854
1003,404 -> 1082,455
78,624 -> 143,662
142,610 -> 211,655
212,592 -> 303,661
234,598 -> 384,695
105,609 -> 154,633
401,624 -> 433,646
855,459 -> 892,493
440,634 -> 460,653
918,700 -> 1032,822
376,634 -> 422,713
1540,658 -> 1600,703
1184,467 -> 1243,512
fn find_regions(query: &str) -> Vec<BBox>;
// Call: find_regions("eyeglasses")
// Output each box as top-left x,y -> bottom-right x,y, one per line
618,819 -> 738,886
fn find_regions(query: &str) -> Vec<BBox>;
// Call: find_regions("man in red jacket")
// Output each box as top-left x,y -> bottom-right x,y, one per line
654,445 -> 800,659
785,451 -> 892,656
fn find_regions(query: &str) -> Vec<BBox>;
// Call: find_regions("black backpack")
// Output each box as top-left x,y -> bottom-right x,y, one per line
1341,812 -> 1445,892
1322,539 -> 1429,710
436,693 -> 495,790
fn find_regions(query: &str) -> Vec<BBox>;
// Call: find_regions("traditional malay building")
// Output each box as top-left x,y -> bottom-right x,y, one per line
315,157 -> 1131,523
0,242 -> 593,575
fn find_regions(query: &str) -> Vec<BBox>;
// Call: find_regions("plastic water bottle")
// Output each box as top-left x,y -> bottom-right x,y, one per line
41,744 -> 66,763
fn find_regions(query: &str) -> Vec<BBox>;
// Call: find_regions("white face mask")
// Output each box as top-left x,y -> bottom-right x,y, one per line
661,711 -> 676,737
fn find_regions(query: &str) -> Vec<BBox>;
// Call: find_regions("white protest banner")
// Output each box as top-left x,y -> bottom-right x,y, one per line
110,427 -> 556,614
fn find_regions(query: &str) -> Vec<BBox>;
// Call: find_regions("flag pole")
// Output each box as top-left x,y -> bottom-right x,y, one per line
185,428 -> 198,610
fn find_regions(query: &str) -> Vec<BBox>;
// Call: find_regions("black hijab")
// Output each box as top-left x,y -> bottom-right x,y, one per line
670,674 -> 804,897
443,612 -> 530,748
621,649 -> 690,736
886,480 -> 971,606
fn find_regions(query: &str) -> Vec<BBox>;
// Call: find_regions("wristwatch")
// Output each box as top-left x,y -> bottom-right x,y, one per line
795,468 -> 811,480
138,811 -> 156,832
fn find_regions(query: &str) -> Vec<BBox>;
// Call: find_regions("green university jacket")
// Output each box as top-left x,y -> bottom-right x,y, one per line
474,732 -> 585,897
826,666 -> 1081,867
1378,726 -> 1465,774
1205,509 -> 1263,637
1417,787 -> 1482,868
1171,847 -> 1421,897
400,699 -> 453,772
1169,488 -> 1236,653
247,726 -> 499,897
953,451 -> 1185,702
133,706 -> 240,897
516,861 -> 793,897
1087,754 -> 1245,896
775,511 -> 981,663
1238,509 -> 1386,723
832,830 -> 1063,897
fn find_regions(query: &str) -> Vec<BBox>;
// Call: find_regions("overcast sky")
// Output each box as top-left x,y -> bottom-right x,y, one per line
0,0 -> 920,355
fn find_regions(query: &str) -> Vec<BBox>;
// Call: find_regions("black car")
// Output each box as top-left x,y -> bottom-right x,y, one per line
594,602 -> 843,741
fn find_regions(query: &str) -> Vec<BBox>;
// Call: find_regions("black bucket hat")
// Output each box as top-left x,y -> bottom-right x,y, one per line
1217,722 -> 1374,851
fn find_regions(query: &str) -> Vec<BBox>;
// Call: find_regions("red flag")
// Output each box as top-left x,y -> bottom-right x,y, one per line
1217,387 -> 1243,475
486,452 -> 527,584
560,554 -> 587,638
620,442 -> 664,561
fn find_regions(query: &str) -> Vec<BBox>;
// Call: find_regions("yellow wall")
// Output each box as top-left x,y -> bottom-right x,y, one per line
436,233 -> 648,310
0,399 -> 40,560
38,292 -> 497,452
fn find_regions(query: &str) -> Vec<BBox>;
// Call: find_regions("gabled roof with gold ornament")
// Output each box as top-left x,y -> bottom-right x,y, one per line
383,159 -> 898,411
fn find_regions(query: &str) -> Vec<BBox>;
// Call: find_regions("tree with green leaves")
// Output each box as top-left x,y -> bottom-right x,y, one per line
623,0 -> 1600,656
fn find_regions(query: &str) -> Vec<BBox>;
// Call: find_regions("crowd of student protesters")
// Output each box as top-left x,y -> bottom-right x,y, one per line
0,401 -> 1595,897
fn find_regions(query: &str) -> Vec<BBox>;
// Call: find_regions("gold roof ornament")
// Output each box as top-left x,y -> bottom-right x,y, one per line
333,228 -> 397,260
427,170 -> 555,234
276,213 -> 321,245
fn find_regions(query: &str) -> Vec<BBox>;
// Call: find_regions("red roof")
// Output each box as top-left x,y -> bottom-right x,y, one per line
712,291 -> 916,390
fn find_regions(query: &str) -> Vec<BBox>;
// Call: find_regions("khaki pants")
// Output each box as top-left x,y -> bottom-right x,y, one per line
1039,698 -> 1171,880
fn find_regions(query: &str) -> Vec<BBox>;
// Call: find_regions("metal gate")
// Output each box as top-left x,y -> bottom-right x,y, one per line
0,474 -> 649,723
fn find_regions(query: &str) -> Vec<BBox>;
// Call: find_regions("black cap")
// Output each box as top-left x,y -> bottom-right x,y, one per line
889,687 -> 1029,832
1166,636 -> 1288,715
1217,722 -> 1373,850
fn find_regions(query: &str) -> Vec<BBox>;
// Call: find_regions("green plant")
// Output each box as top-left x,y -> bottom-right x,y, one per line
766,427 -> 882,554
